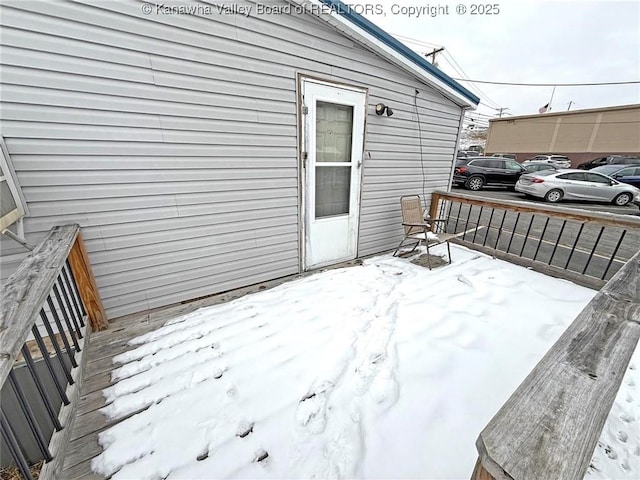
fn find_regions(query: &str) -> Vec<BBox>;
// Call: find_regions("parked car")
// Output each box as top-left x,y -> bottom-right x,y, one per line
492,153 -> 517,160
523,155 -> 571,168
457,150 -> 481,159
591,164 -> 640,188
523,162 -> 562,173
634,196 -> 640,211
455,156 -> 484,167
453,157 -> 527,191
515,169 -> 640,205
577,155 -> 640,170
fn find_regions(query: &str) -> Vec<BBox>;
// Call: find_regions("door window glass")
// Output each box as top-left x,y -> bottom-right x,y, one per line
586,173 -> 611,184
615,168 -> 634,177
316,102 -> 353,163
470,160 -> 489,167
505,160 -> 522,170
561,172 -> 587,181
315,167 -> 351,218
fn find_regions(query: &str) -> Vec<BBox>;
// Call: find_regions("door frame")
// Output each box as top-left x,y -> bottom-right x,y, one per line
296,74 -> 368,271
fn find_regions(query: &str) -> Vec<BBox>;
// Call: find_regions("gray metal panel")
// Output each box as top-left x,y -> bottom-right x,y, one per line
0,0 -> 463,318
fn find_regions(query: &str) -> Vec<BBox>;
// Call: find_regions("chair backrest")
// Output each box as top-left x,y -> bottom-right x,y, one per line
400,195 -> 425,235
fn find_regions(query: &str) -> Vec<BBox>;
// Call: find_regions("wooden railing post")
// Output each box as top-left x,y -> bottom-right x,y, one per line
67,232 -> 108,331
471,458 -> 496,480
429,192 -> 441,221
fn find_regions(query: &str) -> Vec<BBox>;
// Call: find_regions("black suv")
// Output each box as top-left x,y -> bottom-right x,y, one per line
577,155 -> 640,170
453,157 -> 527,191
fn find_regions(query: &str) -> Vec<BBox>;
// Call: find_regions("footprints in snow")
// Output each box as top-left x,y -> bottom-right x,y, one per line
297,382 -> 335,433
195,420 -> 268,467
589,359 -> 639,477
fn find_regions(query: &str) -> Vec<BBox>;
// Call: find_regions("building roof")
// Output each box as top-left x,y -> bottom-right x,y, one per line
288,0 -> 480,107
489,103 -> 640,123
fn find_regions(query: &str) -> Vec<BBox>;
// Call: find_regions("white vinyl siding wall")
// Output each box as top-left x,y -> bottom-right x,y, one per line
0,0 -> 463,318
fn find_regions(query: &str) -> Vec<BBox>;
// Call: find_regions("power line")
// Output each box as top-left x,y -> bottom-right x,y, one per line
491,120 -> 640,125
442,52 -> 503,109
451,78 -> 640,86
387,31 -> 505,110
390,32 -> 442,50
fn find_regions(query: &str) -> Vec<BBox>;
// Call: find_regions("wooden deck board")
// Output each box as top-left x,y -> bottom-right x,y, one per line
60,274 -> 308,479
63,458 -> 104,480
77,390 -> 107,416
61,310 -> 162,479
63,433 -> 102,475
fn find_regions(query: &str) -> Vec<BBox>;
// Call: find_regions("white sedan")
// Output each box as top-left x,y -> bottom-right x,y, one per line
515,169 -> 640,205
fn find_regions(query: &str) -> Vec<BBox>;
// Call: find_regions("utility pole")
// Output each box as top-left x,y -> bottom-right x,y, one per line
425,47 -> 445,65
495,107 -> 510,118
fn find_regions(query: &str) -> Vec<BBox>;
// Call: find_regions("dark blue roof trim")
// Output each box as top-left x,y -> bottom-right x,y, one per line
317,0 -> 480,105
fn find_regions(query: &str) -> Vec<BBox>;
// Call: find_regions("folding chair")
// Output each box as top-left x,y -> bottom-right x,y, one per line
392,195 -> 458,269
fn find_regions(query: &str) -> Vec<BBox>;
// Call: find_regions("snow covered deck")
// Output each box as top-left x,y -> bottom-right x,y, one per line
58,245 -> 640,479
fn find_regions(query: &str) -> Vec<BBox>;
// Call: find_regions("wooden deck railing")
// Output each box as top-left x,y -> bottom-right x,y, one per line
429,190 -> 640,289
471,248 -> 640,480
0,224 -> 107,479
427,192 -> 640,479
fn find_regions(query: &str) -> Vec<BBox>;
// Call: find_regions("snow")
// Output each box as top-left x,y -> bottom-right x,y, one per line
90,245 -> 639,479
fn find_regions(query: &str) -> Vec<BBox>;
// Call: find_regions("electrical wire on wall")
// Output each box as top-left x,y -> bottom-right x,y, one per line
413,89 -> 428,213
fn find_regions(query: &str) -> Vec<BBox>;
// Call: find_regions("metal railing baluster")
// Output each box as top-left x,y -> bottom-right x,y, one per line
453,201 -> 463,233
0,410 -> 34,480
494,210 -> 507,249
65,259 -> 86,322
533,217 -> 550,262
58,274 -> 82,338
482,208 -> 495,247
52,284 -> 81,352
583,226 -> 605,275
31,324 -> 70,405
62,264 -> 83,325
46,296 -> 78,368
39,310 -> 75,384
462,204 -> 473,241
549,220 -> 567,266
8,371 -> 53,462
20,344 -> 64,429
520,214 -> 536,257
564,223 -> 585,270
506,213 -> 521,253
602,230 -> 627,280
472,206 -> 484,244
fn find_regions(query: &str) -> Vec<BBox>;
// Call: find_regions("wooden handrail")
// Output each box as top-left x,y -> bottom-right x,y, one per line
0,224 -> 108,390
474,249 -> 640,480
0,225 -> 79,389
432,190 -> 640,229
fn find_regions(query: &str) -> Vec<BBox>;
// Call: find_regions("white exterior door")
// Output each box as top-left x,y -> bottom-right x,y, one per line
301,79 -> 366,270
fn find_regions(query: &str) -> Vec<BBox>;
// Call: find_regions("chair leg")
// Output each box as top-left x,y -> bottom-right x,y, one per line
447,241 -> 452,264
393,237 -> 417,257
426,244 -> 432,270
392,236 -> 409,256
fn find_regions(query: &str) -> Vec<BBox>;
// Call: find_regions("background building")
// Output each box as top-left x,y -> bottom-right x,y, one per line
485,104 -> 640,166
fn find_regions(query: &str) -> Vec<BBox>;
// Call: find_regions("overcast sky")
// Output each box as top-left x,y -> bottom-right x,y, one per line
355,0 -> 640,124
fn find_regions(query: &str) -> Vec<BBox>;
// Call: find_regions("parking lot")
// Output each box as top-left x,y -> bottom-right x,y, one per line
446,185 -> 640,281
452,185 -> 640,216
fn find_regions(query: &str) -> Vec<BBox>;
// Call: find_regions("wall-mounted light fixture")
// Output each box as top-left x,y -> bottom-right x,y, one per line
375,103 -> 394,117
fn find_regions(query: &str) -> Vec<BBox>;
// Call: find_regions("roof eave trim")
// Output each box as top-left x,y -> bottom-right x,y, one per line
288,0 -> 480,107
